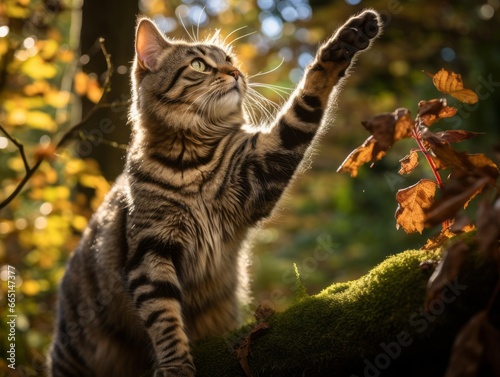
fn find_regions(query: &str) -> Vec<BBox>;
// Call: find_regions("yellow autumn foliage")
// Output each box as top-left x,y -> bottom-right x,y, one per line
21,55 -> 58,79
25,110 -> 57,131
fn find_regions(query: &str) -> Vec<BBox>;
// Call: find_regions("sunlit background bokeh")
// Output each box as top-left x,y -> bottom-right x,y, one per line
0,0 -> 499,374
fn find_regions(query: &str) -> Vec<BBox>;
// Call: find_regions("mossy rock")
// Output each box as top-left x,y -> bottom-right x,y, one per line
193,249 -> 497,376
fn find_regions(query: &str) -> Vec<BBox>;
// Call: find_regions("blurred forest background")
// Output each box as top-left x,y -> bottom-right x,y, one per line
0,0 -> 499,375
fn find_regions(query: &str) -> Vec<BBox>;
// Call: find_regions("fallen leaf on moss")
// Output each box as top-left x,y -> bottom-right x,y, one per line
254,303 -> 275,321
234,322 -> 271,377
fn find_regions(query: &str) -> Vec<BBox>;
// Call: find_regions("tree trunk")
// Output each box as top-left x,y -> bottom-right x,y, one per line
79,0 -> 139,179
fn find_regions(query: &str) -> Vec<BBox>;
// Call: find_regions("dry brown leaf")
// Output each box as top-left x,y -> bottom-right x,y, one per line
423,139 -> 498,226
361,113 -> 397,150
476,198 -> 500,257
33,144 -> 57,162
435,130 -> 481,144
447,310 -> 500,377
444,311 -> 487,377
419,259 -> 439,271
422,216 -> 475,250
429,154 -> 446,171
395,179 -> 437,234
393,109 -> 414,140
339,108 -> 413,177
254,303 -> 275,321
465,154 -> 500,180
425,174 -> 491,226
432,68 -> 479,104
421,227 -> 457,250
424,133 -> 499,178
423,133 -> 465,171
449,214 -> 476,234
399,150 -> 419,175
234,322 -> 270,377
337,136 -> 385,177
418,98 -> 457,126
362,108 -> 413,149
418,98 -> 446,117
233,304 -> 275,377
437,106 -> 459,120
426,240 -> 470,308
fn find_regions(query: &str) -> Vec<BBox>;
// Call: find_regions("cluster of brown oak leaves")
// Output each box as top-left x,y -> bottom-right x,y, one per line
339,69 -> 500,376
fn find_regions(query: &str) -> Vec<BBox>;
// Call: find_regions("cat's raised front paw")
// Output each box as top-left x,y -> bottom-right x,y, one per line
320,10 -> 382,64
153,365 -> 196,377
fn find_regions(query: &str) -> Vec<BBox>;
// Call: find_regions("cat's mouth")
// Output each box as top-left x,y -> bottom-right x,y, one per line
218,80 -> 241,98
229,82 -> 240,93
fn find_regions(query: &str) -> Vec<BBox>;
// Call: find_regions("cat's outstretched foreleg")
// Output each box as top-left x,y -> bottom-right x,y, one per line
237,10 -> 383,223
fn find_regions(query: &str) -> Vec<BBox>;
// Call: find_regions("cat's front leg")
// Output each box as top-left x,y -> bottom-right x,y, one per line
236,10 -> 382,224
153,366 -> 195,377
124,238 -> 195,377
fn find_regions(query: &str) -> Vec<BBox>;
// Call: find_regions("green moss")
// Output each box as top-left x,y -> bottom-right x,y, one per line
193,249 -> 497,377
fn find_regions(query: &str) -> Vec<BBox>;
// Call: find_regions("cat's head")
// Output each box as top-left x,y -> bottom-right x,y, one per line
131,18 -> 247,132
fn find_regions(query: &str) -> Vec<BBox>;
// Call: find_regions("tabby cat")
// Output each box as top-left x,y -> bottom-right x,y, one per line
48,9 -> 382,377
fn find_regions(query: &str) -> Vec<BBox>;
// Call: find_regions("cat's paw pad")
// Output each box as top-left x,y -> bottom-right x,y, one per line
153,365 -> 196,377
320,10 -> 382,63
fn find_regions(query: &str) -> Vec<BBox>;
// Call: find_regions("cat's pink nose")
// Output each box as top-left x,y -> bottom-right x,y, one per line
229,70 -> 239,81
221,65 -> 240,81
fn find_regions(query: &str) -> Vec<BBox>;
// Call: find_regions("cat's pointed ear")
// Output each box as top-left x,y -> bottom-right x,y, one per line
135,18 -> 170,71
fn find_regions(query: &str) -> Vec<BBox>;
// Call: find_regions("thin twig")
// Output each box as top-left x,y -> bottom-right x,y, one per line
0,124 -> 31,172
78,126 -> 128,150
412,127 -> 443,189
0,38 -> 121,211
56,38 -> 114,149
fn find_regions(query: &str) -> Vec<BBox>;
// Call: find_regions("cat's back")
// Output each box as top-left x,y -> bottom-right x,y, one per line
64,174 -> 130,291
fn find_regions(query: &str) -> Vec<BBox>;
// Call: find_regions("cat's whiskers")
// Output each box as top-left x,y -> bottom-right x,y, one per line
243,86 -> 281,125
183,85 -> 217,117
176,9 -> 196,42
244,89 -> 271,121
248,82 -> 291,103
195,6 -> 207,42
247,58 -> 286,80
226,31 -> 257,48
197,84 -> 224,119
250,82 -> 293,94
222,25 -> 249,46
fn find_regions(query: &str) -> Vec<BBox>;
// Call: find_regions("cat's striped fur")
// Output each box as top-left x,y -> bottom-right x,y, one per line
48,10 -> 382,377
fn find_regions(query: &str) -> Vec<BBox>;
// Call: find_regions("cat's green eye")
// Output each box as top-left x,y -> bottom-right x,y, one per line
191,59 -> 208,72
